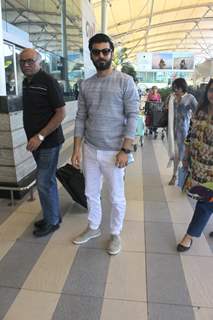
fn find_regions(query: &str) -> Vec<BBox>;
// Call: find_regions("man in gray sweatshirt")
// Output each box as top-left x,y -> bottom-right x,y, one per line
71,33 -> 139,255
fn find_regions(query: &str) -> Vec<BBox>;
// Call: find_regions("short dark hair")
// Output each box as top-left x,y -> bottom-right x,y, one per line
172,78 -> 187,93
88,33 -> 114,52
196,78 -> 213,115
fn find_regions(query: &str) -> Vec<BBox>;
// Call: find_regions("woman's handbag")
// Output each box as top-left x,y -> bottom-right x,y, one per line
178,165 -> 213,202
187,185 -> 213,202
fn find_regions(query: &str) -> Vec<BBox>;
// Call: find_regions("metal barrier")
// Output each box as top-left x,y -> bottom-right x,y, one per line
0,180 -> 36,206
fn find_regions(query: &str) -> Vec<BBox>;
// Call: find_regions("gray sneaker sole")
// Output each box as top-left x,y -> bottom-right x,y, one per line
73,231 -> 101,245
107,246 -> 121,255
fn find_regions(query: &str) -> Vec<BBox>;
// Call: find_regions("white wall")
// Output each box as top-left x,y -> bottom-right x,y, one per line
0,0 -> 6,96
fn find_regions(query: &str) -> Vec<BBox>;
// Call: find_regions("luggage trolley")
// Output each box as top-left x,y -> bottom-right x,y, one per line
144,101 -> 167,140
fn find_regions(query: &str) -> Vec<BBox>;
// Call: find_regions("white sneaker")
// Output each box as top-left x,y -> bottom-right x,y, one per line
107,234 -> 121,255
73,226 -> 101,245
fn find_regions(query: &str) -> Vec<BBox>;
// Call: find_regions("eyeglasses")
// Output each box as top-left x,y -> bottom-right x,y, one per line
20,58 -> 38,66
91,48 -> 112,56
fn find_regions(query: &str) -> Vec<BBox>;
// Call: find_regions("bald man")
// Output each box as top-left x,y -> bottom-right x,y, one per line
20,48 -> 66,237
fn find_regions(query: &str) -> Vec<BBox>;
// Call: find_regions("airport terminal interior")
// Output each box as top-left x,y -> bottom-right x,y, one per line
0,1 -> 213,319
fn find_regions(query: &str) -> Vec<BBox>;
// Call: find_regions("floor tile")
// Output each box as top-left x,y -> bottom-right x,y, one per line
0,211 -> 39,241
164,185 -> 187,202
105,252 -> 146,301
125,168 -> 142,180
63,248 -> 110,297
145,222 -> 177,254
125,183 -> 143,201
143,174 -> 162,187
143,186 -> 166,202
52,294 -> 103,320
142,159 -> 159,175
125,200 -> 144,221
50,213 -> 87,245
148,302 -> 195,320
144,201 -> 171,222
4,289 -> 60,320
101,299 -> 147,320
159,174 -> 174,186
147,253 -> 192,305
23,243 -> 78,293
181,256 -> 213,307
0,239 -> 15,261
0,241 -> 45,288
122,220 -> 145,252
0,205 -> 15,225
194,307 -> 213,320
0,287 -> 19,320
14,197 -> 41,214
168,200 -> 193,224
203,222 -> 213,253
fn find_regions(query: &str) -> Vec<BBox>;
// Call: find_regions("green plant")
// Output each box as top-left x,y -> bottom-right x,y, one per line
121,62 -> 137,81
113,47 -> 128,67
159,87 -> 172,102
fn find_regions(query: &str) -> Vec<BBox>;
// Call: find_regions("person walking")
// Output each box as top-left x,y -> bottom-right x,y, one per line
20,48 -> 66,237
167,78 -> 197,185
71,33 -> 139,255
147,85 -> 161,137
147,86 -> 161,103
177,79 -> 213,251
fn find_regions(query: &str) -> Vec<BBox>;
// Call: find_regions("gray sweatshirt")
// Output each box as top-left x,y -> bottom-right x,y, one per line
74,70 -> 139,151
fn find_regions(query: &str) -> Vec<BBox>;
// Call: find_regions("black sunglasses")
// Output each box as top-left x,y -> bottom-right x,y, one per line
91,48 -> 112,56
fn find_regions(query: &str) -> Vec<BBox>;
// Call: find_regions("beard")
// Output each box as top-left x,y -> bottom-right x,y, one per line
92,57 -> 112,71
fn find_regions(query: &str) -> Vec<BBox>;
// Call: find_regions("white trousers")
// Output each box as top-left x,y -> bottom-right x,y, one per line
83,143 -> 126,235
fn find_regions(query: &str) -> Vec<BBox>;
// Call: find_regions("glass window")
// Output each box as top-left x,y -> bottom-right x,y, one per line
154,71 -> 168,83
15,46 -> 24,96
147,72 -> 154,83
2,0 -> 85,100
3,43 -> 16,95
137,72 -> 147,83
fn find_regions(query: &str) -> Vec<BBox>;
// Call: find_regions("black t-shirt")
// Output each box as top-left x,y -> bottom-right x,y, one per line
22,70 -> 65,148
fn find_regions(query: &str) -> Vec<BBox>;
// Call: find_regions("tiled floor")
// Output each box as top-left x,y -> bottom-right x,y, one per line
0,135 -> 213,320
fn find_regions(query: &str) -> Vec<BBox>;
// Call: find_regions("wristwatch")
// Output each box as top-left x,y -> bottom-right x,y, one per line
37,133 -> 45,142
121,147 -> 131,154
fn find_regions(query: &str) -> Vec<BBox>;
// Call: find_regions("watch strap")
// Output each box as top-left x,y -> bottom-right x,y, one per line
121,147 -> 131,154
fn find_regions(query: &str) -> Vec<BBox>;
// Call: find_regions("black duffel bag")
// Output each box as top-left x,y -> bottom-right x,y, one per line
56,163 -> 87,209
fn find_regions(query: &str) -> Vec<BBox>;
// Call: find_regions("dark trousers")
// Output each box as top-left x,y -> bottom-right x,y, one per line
187,201 -> 213,237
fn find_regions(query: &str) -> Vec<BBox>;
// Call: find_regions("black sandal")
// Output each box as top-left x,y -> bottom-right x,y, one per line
177,239 -> 193,252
